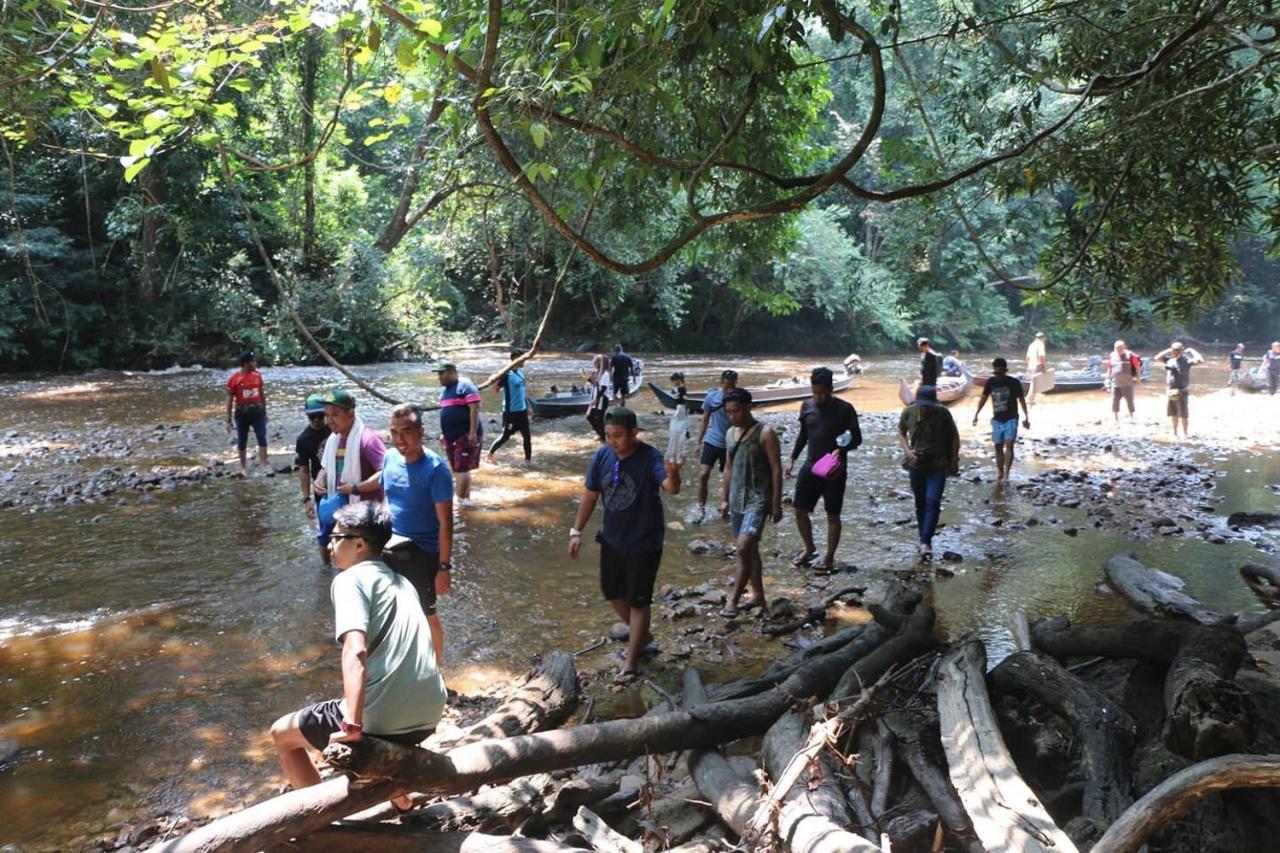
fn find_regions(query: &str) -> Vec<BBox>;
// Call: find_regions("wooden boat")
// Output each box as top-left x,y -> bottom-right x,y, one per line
529,371 -> 644,417
1238,366 -> 1271,393
898,374 -> 970,405
647,370 -> 857,415
971,370 -> 1058,396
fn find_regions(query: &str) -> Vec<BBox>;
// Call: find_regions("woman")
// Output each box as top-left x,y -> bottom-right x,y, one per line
897,385 -> 960,560
584,353 -> 610,442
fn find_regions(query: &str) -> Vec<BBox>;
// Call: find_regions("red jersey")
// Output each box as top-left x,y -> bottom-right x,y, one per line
227,370 -> 265,408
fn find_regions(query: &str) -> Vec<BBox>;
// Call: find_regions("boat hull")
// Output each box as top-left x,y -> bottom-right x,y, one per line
647,372 -> 857,414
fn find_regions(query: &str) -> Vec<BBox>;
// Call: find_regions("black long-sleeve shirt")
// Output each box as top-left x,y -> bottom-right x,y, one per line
791,397 -> 860,463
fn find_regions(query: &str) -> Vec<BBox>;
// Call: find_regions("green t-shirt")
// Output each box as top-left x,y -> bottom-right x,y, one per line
898,404 -> 958,471
331,560 -> 446,736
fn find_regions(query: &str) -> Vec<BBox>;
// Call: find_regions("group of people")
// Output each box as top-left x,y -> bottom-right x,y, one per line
583,345 -> 643,440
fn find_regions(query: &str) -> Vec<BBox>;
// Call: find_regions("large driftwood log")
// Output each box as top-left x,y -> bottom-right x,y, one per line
405,773 -> 556,831
880,709 -> 982,853
1091,754 -> 1280,853
280,824 -> 576,852
430,651 -> 579,749
1031,617 -> 1258,760
162,595 -> 923,853
1240,563 -> 1280,608
989,650 -> 1136,828
830,601 -> 939,699
935,641 -> 1078,853
1104,554 -> 1226,624
762,585 -> 865,636
758,710 -> 880,853
1227,512 -> 1280,530
682,668 -> 759,838
572,805 -> 642,853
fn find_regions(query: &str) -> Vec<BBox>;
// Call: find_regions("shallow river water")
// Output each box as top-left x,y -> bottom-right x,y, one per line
0,349 -> 1277,849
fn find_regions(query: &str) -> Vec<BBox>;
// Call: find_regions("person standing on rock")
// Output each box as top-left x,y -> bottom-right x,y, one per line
569,407 -> 681,685
972,358 -> 1029,483
270,501 -> 445,814
381,403 -> 454,667
314,389 -> 386,549
898,385 -> 960,560
786,367 -> 861,574
1264,341 -> 1280,396
488,350 -> 532,465
435,363 -> 482,500
1105,340 -> 1142,422
295,393 -> 332,564
225,351 -> 269,476
692,369 -> 738,523
718,388 -> 782,618
1154,342 -> 1204,438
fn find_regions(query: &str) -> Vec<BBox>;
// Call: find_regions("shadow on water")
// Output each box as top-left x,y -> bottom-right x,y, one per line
0,350 -> 1276,847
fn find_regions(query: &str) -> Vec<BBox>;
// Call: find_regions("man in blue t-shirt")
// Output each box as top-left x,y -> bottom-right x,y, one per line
570,407 -> 681,685
488,349 -> 533,464
380,403 -> 455,664
435,363 -> 483,499
692,369 -> 738,522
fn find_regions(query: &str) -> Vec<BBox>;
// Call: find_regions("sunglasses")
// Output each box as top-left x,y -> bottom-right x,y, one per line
329,533 -> 364,542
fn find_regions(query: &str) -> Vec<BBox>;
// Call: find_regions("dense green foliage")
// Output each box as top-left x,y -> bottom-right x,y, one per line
1,1 -> 1278,369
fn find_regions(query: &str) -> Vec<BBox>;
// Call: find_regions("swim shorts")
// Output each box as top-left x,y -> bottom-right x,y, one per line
443,433 -> 481,472
699,442 -> 727,470
295,699 -> 434,750
598,540 -> 662,608
792,462 -> 846,514
991,418 -> 1018,444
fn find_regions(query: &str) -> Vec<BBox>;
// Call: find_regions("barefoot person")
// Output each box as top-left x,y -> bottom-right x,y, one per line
269,502 -> 445,814
718,389 -> 782,617
381,403 -> 454,666
225,351 -> 268,475
569,407 -> 681,685
294,394 -> 331,564
972,358 -> 1029,483
435,363 -> 482,499
692,369 -> 738,522
898,385 -> 960,560
1154,342 -> 1204,438
786,367 -> 861,573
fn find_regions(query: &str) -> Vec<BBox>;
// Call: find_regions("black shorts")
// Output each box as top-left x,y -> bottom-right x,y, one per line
612,374 -> 631,398
793,462 -> 847,514
1166,392 -> 1189,419
382,541 -> 439,615
599,540 -> 662,608
699,442 -> 727,470
296,699 -> 434,750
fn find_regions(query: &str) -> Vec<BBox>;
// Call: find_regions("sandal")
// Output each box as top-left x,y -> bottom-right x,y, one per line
614,669 -> 641,686
741,599 -> 767,613
791,550 -> 817,568
814,559 -> 835,575
719,606 -> 739,618
616,642 -> 660,661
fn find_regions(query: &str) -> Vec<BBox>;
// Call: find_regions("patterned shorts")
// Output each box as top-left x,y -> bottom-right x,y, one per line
443,434 -> 481,472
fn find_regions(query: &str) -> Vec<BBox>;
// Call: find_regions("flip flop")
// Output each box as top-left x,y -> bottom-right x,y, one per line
719,606 -> 739,618
814,560 -> 835,575
614,669 -> 640,686
616,642 -> 660,661
791,550 -> 817,568
741,599 -> 767,612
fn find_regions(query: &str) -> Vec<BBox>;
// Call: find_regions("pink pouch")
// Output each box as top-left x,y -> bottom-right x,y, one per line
811,450 -> 843,480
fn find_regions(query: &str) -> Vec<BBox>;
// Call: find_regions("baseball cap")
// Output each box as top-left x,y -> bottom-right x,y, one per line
304,393 -> 327,415
1171,341 -> 1184,350
432,362 -> 457,373
322,389 -> 356,409
1035,331 -> 1046,338
239,350 -> 256,365
604,407 -> 639,430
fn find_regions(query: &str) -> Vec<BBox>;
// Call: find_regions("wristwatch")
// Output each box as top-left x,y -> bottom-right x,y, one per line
569,527 -> 582,538
440,561 -> 452,572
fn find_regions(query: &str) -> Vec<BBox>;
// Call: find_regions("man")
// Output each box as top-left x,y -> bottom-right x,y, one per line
942,350 -> 965,378
898,386 -> 961,560
1154,342 -> 1204,438
381,403 -> 454,666
917,338 -> 942,388
225,351 -> 268,475
609,345 -> 634,404
1227,343 -> 1247,394
1105,340 -> 1142,421
786,367 -> 861,574
314,389 -> 386,549
488,351 -> 532,464
692,369 -> 738,522
972,358 -> 1030,483
718,389 -> 782,617
1025,331 -> 1048,404
436,363 -> 482,500
294,394 -> 332,564
569,407 -> 680,685
1264,341 -> 1280,396
270,502 -> 445,814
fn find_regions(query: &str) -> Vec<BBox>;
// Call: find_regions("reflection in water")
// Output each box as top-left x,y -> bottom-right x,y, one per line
0,350 -> 1276,847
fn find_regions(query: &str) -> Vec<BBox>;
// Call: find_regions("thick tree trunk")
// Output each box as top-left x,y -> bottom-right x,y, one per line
830,600 -> 939,699
404,773 -> 556,831
935,641 -> 1079,853
430,651 -> 578,750
280,825 -> 577,853
1104,554 -> 1226,624
1091,754 -> 1280,853
988,650 -> 1136,828
682,668 -> 759,838
137,161 -> 166,304
880,709 -> 983,853
1161,624 -> 1256,760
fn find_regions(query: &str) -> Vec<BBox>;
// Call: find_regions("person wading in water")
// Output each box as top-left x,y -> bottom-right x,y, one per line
718,388 -> 782,618
898,385 -> 960,561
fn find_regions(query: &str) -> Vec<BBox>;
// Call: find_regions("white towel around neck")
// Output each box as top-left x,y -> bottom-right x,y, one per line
321,414 -> 367,502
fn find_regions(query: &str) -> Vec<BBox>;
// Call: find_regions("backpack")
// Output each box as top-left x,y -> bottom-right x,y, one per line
1128,353 -> 1142,377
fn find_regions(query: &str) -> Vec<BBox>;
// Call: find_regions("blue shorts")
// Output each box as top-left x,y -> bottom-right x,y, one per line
991,419 -> 1019,445
731,510 -> 765,539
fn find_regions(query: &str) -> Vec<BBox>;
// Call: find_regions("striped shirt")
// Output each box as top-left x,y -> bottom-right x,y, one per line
440,379 -> 482,440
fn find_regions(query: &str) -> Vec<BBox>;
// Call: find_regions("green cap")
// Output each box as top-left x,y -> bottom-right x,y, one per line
304,393 -> 327,414
323,389 -> 356,409
432,362 -> 457,373
604,406 -> 638,430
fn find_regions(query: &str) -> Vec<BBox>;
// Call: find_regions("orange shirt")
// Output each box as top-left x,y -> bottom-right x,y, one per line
227,370 -> 265,408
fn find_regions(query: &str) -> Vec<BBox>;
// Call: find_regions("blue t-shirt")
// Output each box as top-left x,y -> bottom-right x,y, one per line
585,442 -> 666,554
500,369 -> 528,413
439,379 -> 483,440
381,449 -> 454,552
701,388 -> 730,449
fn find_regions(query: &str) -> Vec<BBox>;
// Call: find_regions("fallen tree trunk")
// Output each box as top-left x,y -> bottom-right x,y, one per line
881,709 -> 983,853
1227,512 -> 1280,530
1030,618 -> 1258,761
162,595 -> 923,853
1091,754 -> 1280,853
280,824 -> 577,852
830,601 -> 939,699
936,641 -> 1079,853
762,585 -> 865,637
429,651 -> 578,749
682,668 -> 759,839
405,773 -> 556,831
1105,554 -> 1226,624
989,651 -> 1136,829
1240,563 -> 1280,608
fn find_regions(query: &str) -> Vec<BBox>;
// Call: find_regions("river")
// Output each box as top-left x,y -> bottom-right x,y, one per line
0,348 -> 1277,849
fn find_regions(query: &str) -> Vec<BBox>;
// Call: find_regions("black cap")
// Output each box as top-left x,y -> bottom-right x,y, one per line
810,367 -> 834,386
239,351 -> 256,366
604,407 -> 638,430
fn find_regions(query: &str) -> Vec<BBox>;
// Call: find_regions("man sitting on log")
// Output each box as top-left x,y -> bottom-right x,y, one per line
270,501 -> 446,812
